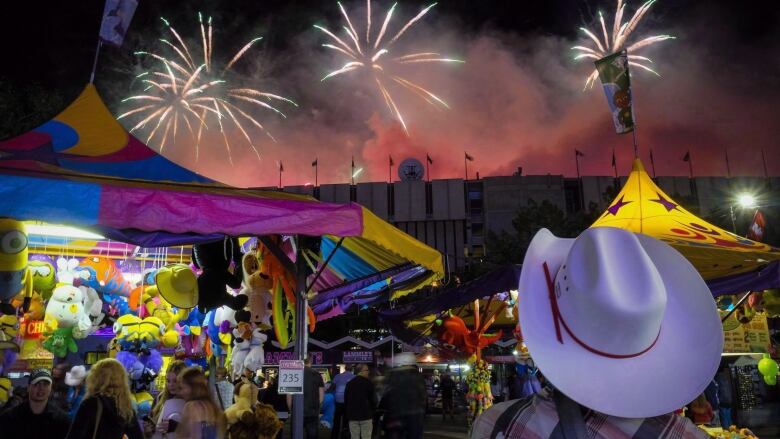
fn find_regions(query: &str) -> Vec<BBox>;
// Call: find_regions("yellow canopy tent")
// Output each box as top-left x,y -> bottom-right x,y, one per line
591,159 -> 780,281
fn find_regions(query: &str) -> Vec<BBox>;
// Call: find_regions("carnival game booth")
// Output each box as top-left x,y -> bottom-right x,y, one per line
0,84 -> 444,434
591,159 -> 780,434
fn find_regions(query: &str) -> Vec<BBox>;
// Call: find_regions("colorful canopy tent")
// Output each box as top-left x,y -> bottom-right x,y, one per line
0,84 -> 210,184
0,84 -> 444,305
592,159 -> 780,294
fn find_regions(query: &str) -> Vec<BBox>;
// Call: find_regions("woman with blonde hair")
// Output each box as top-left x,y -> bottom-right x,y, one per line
146,359 -> 187,438
177,367 -> 227,439
65,358 -> 144,439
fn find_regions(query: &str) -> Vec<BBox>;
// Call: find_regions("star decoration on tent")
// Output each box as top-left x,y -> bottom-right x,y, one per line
650,192 -> 678,212
606,195 -> 632,216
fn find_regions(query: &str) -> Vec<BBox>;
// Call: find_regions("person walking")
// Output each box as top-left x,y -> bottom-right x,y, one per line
177,367 -> 227,439
439,372 -> 455,421
288,354 -> 325,439
65,358 -> 144,439
344,364 -> 376,439
0,369 -> 71,439
471,227 -> 721,438
148,359 -> 187,438
330,365 -> 355,439
380,353 -> 426,439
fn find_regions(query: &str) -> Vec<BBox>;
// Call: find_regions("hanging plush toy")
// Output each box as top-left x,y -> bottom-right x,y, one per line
225,379 -> 259,425
178,308 -> 205,358
243,326 -> 267,372
0,218 -> 33,315
29,255 -> 57,301
79,256 -> 133,297
240,252 -> 273,328
230,323 -> 253,380
44,285 -> 93,339
191,237 -> 248,312
56,257 -> 80,285
116,349 -> 163,418
204,305 -> 237,362
113,314 -> 143,351
42,326 -> 79,358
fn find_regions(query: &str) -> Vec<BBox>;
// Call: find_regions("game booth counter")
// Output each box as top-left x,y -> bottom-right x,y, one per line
0,83 -> 445,436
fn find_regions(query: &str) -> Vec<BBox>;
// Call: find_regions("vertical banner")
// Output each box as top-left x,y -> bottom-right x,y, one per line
595,50 -> 635,134
99,0 -> 139,47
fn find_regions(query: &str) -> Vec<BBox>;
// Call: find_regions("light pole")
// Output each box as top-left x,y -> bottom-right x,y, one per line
729,193 -> 757,234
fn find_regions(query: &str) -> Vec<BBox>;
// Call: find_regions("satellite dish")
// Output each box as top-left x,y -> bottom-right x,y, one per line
398,158 -> 424,181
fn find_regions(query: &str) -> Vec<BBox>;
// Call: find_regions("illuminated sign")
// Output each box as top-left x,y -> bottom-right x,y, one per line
23,320 -> 46,339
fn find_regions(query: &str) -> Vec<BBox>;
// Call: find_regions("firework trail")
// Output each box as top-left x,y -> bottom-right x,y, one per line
119,14 -> 297,163
316,1 -> 463,135
572,0 -> 674,90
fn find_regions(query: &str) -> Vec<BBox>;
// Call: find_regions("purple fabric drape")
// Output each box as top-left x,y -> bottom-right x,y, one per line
706,261 -> 780,296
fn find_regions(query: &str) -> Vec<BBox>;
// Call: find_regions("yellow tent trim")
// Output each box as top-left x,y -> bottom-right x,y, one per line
57,84 -> 129,157
592,159 -> 780,280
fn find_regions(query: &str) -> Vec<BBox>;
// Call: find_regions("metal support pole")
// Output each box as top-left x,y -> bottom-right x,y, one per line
292,238 -> 309,439
721,291 -> 753,322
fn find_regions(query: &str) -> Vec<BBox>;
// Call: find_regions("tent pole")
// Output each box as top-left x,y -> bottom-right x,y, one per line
305,237 -> 344,295
89,39 -> 103,83
292,237 -> 308,439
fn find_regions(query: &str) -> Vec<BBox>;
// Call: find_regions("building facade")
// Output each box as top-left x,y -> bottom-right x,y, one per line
278,173 -> 780,273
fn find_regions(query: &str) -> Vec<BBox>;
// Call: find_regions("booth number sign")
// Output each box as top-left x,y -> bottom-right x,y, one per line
278,360 -> 305,394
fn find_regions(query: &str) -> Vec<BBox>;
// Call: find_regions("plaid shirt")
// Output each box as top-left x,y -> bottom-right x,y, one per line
471,389 -> 708,439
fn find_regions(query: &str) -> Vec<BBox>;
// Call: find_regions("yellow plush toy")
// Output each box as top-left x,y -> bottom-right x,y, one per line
225,379 -> 259,425
142,288 -> 184,349
0,219 -> 33,315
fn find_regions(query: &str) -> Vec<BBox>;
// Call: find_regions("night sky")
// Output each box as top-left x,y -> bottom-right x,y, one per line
2,0 -> 779,187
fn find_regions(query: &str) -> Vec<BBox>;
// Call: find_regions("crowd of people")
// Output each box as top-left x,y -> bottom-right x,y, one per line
0,351 -> 434,439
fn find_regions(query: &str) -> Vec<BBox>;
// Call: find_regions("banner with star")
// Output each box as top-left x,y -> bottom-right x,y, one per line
595,50 -> 635,134
591,159 -> 780,284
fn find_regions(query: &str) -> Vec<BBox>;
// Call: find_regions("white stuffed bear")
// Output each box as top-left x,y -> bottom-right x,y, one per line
242,327 -> 267,372
45,285 -> 93,338
230,326 -> 253,380
79,285 -> 105,327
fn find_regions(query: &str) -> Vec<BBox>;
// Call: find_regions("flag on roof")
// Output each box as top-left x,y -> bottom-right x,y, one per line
99,0 -> 138,47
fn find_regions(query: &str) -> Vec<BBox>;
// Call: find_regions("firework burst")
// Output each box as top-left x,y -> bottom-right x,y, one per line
119,14 -> 297,163
572,0 -> 674,90
316,1 -> 463,135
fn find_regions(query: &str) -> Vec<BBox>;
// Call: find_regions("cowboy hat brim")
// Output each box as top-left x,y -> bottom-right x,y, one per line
519,228 -> 723,418
155,267 -> 198,310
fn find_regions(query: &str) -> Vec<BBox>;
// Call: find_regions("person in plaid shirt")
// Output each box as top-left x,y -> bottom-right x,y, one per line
471,228 -> 724,439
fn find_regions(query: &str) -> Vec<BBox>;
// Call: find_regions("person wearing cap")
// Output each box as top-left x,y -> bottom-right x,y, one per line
470,227 -> 722,438
0,369 -> 71,438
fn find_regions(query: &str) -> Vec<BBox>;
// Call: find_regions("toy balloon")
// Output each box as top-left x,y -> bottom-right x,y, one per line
758,354 -> 778,386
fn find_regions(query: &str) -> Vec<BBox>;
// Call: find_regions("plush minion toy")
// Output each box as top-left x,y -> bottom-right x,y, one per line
137,316 -> 166,353
0,219 -> 32,315
113,314 -> 143,351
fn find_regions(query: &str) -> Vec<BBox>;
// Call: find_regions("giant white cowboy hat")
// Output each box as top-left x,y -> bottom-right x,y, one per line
518,227 -> 723,418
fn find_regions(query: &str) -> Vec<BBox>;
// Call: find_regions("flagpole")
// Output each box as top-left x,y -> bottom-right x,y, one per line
388,156 -> 393,183
688,154 -> 694,179
279,163 -> 282,189
575,151 -> 581,179
351,156 -> 355,185
761,148 -> 769,180
464,154 -> 469,181
89,39 -> 103,83
725,148 -> 731,178
315,159 -> 318,187
426,154 -> 430,182
612,147 -> 618,179
649,149 -> 657,178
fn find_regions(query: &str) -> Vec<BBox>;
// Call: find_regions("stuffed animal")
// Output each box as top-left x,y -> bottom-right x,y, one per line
204,306 -> 237,359
28,255 -> 57,300
55,257 -> 80,285
192,237 -> 248,312
240,252 -> 273,328
230,325 -> 253,380
243,327 -> 268,372
11,290 -> 45,321
116,349 -> 163,418
0,218 -> 33,315
79,257 -> 133,297
0,376 -> 11,404
225,379 -> 259,425
113,314 -> 143,351
65,365 -> 87,419
78,285 -> 105,330
42,326 -> 78,358
45,285 -> 93,338
178,308 -> 205,358
136,316 -> 166,353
